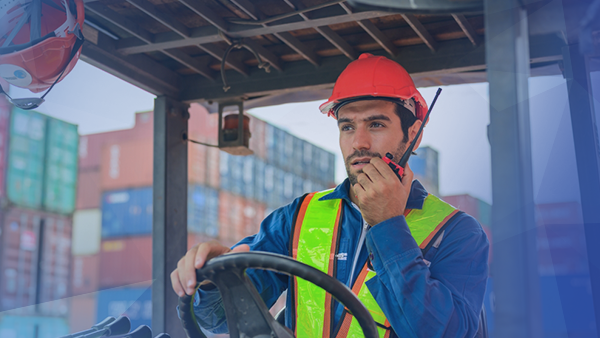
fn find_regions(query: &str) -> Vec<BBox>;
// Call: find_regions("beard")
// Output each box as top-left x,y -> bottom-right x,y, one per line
345,141 -> 407,185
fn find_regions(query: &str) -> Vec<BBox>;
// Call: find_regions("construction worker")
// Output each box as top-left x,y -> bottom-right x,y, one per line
171,53 -> 489,337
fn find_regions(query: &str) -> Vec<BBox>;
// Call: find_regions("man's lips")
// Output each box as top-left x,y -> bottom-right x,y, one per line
351,157 -> 372,166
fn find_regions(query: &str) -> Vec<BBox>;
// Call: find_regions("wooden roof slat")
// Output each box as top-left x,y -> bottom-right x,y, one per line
401,14 -> 438,52
87,2 -> 155,43
163,48 -> 214,79
242,38 -> 283,71
126,0 -> 190,38
284,0 -> 357,60
178,0 -> 229,32
452,14 -> 481,46
339,3 -> 397,57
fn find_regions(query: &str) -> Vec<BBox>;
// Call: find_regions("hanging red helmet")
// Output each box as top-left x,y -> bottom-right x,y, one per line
320,53 -> 428,120
0,0 -> 84,95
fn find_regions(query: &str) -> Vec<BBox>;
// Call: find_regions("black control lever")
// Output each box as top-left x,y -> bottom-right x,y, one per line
154,334 -> 171,338
59,317 -> 116,338
81,316 -> 132,338
107,325 -> 152,338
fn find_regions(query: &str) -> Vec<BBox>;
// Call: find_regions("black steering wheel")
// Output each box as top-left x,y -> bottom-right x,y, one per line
178,251 -> 378,338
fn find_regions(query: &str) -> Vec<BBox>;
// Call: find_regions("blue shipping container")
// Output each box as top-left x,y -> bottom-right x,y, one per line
96,287 -> 152,330
0,315 -> 69,338
282,172 -> 295,204
254,159 -> 266,203
265,124 -> 277,166
242,155 -> 255,199
281,131 -> 294,172
101,187 -> 153,238
229,154 -> 244,196
292,137 -> 304,177
219,152 -> 232,192
188,184 -> 219,237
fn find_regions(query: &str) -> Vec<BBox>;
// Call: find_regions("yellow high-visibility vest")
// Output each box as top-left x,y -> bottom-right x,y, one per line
290,189 -> 458,337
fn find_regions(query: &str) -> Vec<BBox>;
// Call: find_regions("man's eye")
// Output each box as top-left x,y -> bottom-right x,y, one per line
340,125 -> 353,131
370,122 -> 384,128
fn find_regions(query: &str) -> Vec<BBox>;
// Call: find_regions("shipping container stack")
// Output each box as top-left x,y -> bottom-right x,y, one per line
68,104 -> 335,332
0,98 -> 76,337
408,146 -> 439,195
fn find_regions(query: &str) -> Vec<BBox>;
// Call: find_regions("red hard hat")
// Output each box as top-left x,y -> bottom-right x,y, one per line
320,53 -> 428,120
0,0 -> 85,93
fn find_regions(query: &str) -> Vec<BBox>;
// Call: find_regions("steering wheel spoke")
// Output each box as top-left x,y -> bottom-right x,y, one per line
179,252 -> 378,338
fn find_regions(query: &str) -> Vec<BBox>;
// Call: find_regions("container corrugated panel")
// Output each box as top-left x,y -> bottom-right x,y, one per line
76,169 -> 101,210
218,191 -> 245,244
0,96 -> 10,199
229,154 -> 244,196
241,199 -> 266,238
189,103 -> 218,143
71,254 -> 100,296
188,233 -> 218,250
327,152 -> 336,185
538,223 -> 588,276
441,195 -> 479,220
265,124 -> 276,166
267,167 -> 285,208
188,132 -> 207,185
281,132 -> 294,172
242,156 -> 255,199
219,151 -> 232,192
100,139 -> 153,191
6,108 -> 47,209
477,199 -> 491,227
206,147 -> 220,189
410,147 -> 439,192
99,236 -> 152,288
44,117 -> 78,214
96,287 -> 152,330
69,294 -> 97,334
293,175 -> 306,198
315,147 -> 333,184
72,209 -> 101,255
0,208 -> 72,316
282,172 -> 295,204
188,184 -> 219,238
254,159 -> 266,203
79,112 -> 154,170
101,187 -> 153,238
249,116 -> 267,160
0,315 -> 69,338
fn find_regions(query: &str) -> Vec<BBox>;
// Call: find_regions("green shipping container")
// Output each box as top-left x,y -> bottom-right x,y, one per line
6,108 -> 47,209
478,199 -> 492,227
44,118 -> 78,214
0,315 -> 69,338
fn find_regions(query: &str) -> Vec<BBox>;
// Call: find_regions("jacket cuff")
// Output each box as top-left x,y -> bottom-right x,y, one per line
366,215 -> 420,271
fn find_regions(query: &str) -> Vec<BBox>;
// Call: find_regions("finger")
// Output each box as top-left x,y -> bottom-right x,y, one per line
184,248 -> 199,294
230,244 -> 250,253
356,172 -> 373,188
362,163 -> 384,183
170,269 -> 186,297
402,162 -> 414,188
370,157 -> 395,181
194,241 -> 227,269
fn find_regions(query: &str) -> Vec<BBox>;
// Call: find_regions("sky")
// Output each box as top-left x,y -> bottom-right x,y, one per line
7,59 -> 584,205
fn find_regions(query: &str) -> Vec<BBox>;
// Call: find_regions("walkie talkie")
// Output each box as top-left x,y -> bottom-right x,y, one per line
383,88 -> 442,181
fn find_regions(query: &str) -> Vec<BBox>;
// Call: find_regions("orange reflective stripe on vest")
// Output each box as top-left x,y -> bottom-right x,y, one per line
290,191 -> 457,337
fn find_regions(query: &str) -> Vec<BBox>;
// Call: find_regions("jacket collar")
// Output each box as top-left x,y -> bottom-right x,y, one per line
319,178 -> 429,210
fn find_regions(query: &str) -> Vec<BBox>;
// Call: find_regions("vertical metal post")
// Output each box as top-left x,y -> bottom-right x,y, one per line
153,96 -> 189,337
562,44 -> 600,336
485,1 -> 542,337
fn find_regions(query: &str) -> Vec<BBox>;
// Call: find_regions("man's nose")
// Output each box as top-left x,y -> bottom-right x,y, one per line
352,128 -> 371,150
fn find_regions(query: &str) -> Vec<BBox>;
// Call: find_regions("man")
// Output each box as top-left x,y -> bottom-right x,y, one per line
172,53 -> 489,337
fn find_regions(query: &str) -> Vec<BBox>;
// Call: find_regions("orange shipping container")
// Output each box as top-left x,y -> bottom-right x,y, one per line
188,132 -> 208,185
218,191 -> 245,244
76,169 -> 101,210
249,116 -> 267,160
206,147 -> 221,189
99,236 -> 152,288
100,139 -> 154,190
71,254 -> 100,296
189,103 -> 218,143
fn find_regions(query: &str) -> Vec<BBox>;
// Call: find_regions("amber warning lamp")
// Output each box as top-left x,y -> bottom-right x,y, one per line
217,101 -> 254,156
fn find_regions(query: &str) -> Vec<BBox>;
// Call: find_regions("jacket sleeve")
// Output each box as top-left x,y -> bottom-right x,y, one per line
364,213 -> 489,338
181,199 -> 299,334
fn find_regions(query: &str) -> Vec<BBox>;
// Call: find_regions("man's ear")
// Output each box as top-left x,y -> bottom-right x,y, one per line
408,120 -> 423,150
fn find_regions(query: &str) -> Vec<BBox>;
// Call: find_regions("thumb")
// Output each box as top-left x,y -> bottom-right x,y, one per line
230,244 -> 250,253
402,162 -> 414,186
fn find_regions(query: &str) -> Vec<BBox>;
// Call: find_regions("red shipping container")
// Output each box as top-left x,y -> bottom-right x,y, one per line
99,236 -> 152,288
536,202 -> 582,226
188,131 -> 207,185
189,103 -> 218,143
0,95 -> 9,198
69,294 -> 97,334
100,139 -> 154,191
241,199 -> 266,238
79,111 -> 154,170
249,116 -> 267,160
218,191 -> 245,244
0,208 -> 72,315
206,147 -> 221,189
188,233 -> 215,250
71,254 -> 100,296
441,195 -> 480,220
76,169 -> 101,210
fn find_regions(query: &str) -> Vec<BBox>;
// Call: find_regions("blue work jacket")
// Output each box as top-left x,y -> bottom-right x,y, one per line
187,179 -> 489,337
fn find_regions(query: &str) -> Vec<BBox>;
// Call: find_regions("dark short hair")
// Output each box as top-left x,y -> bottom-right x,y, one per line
394,103 -> 418,143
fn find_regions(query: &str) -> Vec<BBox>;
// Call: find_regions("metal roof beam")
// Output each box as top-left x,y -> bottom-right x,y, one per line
178,33 -> 563,103
178,0 -> 229,32
126,0 -> 190,38
86,2 -> 214,79
231,0 -> 319,66
452,14 -> 481,46
339,3 -> 397,57
401,14 -> 438,52
284,0 -> 356,60
116,9 -> 386,55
